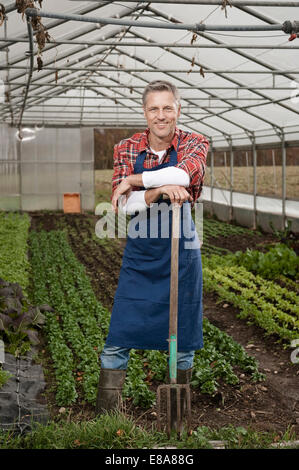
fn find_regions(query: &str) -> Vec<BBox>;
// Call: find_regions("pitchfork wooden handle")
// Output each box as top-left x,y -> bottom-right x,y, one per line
169,203 -> 180,385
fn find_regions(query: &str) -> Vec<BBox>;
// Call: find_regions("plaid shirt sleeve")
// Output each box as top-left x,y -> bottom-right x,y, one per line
111,142 -> 132,198
175,133 -> 209,205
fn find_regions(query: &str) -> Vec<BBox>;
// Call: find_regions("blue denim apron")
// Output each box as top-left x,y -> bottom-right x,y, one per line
105,142 -> 203,352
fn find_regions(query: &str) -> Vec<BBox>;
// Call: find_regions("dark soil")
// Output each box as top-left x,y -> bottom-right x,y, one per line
28,211 -> 299,437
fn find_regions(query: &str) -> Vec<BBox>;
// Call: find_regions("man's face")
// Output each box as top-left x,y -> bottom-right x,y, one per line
143,90 -> 181,141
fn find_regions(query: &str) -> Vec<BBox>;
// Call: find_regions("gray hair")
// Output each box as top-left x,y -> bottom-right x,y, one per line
142,80 -> 180,107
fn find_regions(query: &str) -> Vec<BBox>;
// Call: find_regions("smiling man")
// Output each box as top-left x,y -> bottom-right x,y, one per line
96,80 -> 209,415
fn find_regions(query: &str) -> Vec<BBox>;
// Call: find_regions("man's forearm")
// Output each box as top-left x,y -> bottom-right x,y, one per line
127,174 -> 144,187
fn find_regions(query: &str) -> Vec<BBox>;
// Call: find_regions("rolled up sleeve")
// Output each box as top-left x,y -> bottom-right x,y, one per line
142,166 -> 190,188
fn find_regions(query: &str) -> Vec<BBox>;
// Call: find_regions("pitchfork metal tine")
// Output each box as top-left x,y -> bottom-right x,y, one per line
176,386 -> 181,434
167,387 -> 171,437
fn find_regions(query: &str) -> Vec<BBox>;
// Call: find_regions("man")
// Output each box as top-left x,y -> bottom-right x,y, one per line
96,80 -> 209,414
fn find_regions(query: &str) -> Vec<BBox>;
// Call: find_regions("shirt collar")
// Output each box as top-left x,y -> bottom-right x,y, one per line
138,127 -> 180,153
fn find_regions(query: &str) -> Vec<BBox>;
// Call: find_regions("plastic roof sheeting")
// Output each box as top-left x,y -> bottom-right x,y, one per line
0,1 -> 299,147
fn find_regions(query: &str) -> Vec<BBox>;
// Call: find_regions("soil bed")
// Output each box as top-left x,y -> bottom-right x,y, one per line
28,212 -> 299,437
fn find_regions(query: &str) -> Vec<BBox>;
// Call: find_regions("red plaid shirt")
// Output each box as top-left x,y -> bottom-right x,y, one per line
111,127 -> 209,204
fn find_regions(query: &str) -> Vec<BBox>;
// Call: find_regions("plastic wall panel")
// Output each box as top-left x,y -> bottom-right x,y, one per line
0,125 -> 20,209
81,162 -> 94,193
0,161 -> 19,195
20,128 -> 56,162
80,127 -> 94,162
0,127 -> 95,211
57,163 -> 81,194
56,128 -> 80,162
21,162 -> 57,195
22,194 -> 59,211
80,193 -> 95,212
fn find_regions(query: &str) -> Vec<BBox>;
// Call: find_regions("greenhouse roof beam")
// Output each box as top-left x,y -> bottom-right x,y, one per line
2,2 -> 17,14
235,2 -> 294,24
20,108 -> 207,114
25,8 -> 299,34
14,122 -> 147,128
69,1 -> 299,7
18,108 -> 210,116
4,65 -> 299,74
3,82 -> 296,91
5,90 -> 275,100
2,37 -> 299,49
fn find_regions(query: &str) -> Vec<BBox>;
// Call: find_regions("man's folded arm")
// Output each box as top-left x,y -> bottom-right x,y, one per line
142,166 -> 190,189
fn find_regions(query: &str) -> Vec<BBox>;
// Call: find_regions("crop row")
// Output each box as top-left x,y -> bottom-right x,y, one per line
200,217 -> 259,241
203,259 -> 299,342
0,212 -> 31,294
29,230 -> 110,405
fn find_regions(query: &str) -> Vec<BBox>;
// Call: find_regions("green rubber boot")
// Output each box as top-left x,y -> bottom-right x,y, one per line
95,368 -> 126,415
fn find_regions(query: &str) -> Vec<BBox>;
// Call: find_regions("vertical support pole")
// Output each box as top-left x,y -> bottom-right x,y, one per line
17,138 -> 22,211
210,138 -> 214,218
55,128 -> 59,210
252,133 -> 257,231
79,127 -> 83,212
245,150 -> 250,193
229,137 -> 233,223
272,149 -> 277,195
281,131 -> 287,230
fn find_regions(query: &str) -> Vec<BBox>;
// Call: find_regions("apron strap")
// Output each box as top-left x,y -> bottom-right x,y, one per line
133,137 -> 180,174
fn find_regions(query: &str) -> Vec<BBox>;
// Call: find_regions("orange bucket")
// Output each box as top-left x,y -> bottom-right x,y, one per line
63,193 -> 81,213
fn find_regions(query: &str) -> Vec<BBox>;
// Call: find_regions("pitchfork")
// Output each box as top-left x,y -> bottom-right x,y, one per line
156,202 -> 192,438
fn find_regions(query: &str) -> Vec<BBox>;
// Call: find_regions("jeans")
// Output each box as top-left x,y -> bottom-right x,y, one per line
100,345 -> 195,370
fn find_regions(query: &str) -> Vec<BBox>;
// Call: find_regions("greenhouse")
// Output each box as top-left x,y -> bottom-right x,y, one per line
0,0 -> 298,453
0,0 -> 298,230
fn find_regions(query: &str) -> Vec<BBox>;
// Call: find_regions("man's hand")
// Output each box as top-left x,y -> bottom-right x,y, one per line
112,174 -> 144,213
160,185 -> 193,206
112,178 -> 133,213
